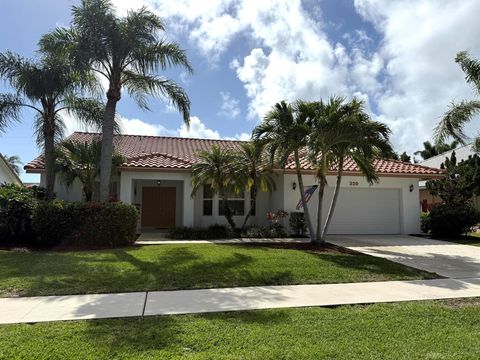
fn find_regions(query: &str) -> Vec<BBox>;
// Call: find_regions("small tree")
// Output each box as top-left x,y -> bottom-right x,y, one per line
56,139 -> 124,201
426,151 -> 480,205
191,145 -> 241,229
236,142 -> 276,229
253,101 -> 316,240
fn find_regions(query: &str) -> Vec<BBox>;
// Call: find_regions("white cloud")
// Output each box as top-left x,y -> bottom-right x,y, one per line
110,0 -> 480,154
218,91 -> 241,118
178,116 -> 221,139
353,0 -> 480,153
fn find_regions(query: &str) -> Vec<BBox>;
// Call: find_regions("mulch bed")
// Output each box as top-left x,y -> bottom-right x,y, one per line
236,241 -> 359,255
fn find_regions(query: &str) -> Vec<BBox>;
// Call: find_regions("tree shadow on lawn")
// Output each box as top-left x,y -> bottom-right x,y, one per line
111,246 -> 295,291
77,309 -> 292,358
0,245 -> 295,296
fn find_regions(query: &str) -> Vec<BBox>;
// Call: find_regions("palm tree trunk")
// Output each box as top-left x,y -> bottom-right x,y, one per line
294,151 -> 315,241
43,122 -> 56,200
321,159 -> 344,242
222,192 -> 236,230
315,173 -> 327,245
99,93 -> 118,202
241,186 -> 256,230
315,156 -> 328,245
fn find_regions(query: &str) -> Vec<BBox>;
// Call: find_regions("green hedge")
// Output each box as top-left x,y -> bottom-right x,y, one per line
32,201 -> 139,248
422,203 -> 480,237
166,224 -> 231,240
0,184 -> 38,245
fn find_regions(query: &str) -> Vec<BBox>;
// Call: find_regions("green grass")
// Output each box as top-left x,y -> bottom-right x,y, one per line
1,299 -> 480,359
0,244 -> 436,297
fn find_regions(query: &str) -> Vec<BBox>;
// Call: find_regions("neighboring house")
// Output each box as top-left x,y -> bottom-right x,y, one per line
419,142 -> 480,211
25,132 -> 443,235
0,153 -> 22,185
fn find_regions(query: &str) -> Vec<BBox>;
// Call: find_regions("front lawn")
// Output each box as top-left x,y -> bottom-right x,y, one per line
0,243 -> 436,297
1,299 -> 480,359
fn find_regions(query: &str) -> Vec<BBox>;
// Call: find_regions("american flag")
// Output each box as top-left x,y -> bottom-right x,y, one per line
296,185 -> 318,210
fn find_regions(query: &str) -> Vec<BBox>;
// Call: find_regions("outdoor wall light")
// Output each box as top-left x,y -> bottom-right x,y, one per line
292,181 -> 297,190
409,184 -> 414,192
156,180 -> 162,186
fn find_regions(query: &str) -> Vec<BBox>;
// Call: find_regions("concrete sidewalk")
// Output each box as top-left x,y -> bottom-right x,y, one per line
2,277 -> 480,325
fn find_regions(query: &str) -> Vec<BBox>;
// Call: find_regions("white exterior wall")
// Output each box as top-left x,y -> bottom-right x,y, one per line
120,170 -> 194,227
0,159 -> 22,185
193,185 -> 272,228
281,173 -> 421,234
47,167 -> 422,234
132,179 -> 184,227
40,173 -> 83,201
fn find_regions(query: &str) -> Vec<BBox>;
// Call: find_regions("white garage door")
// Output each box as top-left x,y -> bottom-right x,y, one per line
327,188 -> 401,234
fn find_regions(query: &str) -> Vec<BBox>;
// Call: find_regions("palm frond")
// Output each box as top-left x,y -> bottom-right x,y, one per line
456,51 -> 480,92
434,100 -> 480,145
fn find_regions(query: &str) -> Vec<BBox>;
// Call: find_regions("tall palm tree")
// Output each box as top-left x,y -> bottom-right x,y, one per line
41,0 -> 192,202
435,51 -> 480,149
308,97 -> 392,244
253,101 -> 316,240
236,142 -> 276,230
321,109 -> 392,241
1,154 -> 22,175
414,140 -> 459,160
0,51 -> 103,199
56,139 -> 124,202
191,145 -> 241,230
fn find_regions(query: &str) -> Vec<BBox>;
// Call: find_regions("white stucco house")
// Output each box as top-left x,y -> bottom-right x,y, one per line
25,132 -> 444,235
0,153 -> 22,185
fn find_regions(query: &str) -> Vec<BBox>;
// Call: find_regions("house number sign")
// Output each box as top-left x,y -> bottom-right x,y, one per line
349,181 -> 359,186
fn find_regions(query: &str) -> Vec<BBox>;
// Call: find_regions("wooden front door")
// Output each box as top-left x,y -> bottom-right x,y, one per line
141,187 -> 176,228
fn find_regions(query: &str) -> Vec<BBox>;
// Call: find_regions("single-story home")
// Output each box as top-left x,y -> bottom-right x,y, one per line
25,132 -> 444,234
419,142 -> 480,211
0,153 -> 22,185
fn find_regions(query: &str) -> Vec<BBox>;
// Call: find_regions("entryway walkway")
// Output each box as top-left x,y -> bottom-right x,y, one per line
328,235 -> 480,279
2,277 -> 480,324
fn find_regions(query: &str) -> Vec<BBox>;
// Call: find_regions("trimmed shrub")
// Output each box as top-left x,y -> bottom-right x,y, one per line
32,201 -> 139,248
166,224 -> 231,240
289,212 -> 307,236
422,203 -> 480,237
0,184 -> 38,244
240,224 -> 287,238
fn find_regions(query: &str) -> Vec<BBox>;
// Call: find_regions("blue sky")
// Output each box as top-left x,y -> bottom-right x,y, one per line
1,0 -> 480,183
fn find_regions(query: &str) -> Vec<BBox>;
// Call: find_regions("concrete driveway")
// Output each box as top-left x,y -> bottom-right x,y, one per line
328,235 -> 480,279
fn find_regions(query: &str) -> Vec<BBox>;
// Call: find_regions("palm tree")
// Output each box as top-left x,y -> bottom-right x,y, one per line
435,51 -> 480,148
253,101 -> 316,240
308,97 -> 392,244
414,140 -> 459,160
56,139 -> 124,201
41,0 -> 193,202
191,145 -> 241,229
1,154 -> 22,175
236,142 -> 276,230
321,108 -> 392,241
0,51 -> 103,199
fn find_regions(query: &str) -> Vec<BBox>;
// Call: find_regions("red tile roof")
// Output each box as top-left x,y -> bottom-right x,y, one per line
25,132 -> 444,178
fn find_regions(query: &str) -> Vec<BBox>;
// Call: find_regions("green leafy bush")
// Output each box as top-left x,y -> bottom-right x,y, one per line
166,224 -> 231,240
32,201 -> 139,248
422,203 -> 480,237
289,212 -> 307,236
0,184 -> 38,244
241,224 -> 287,238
